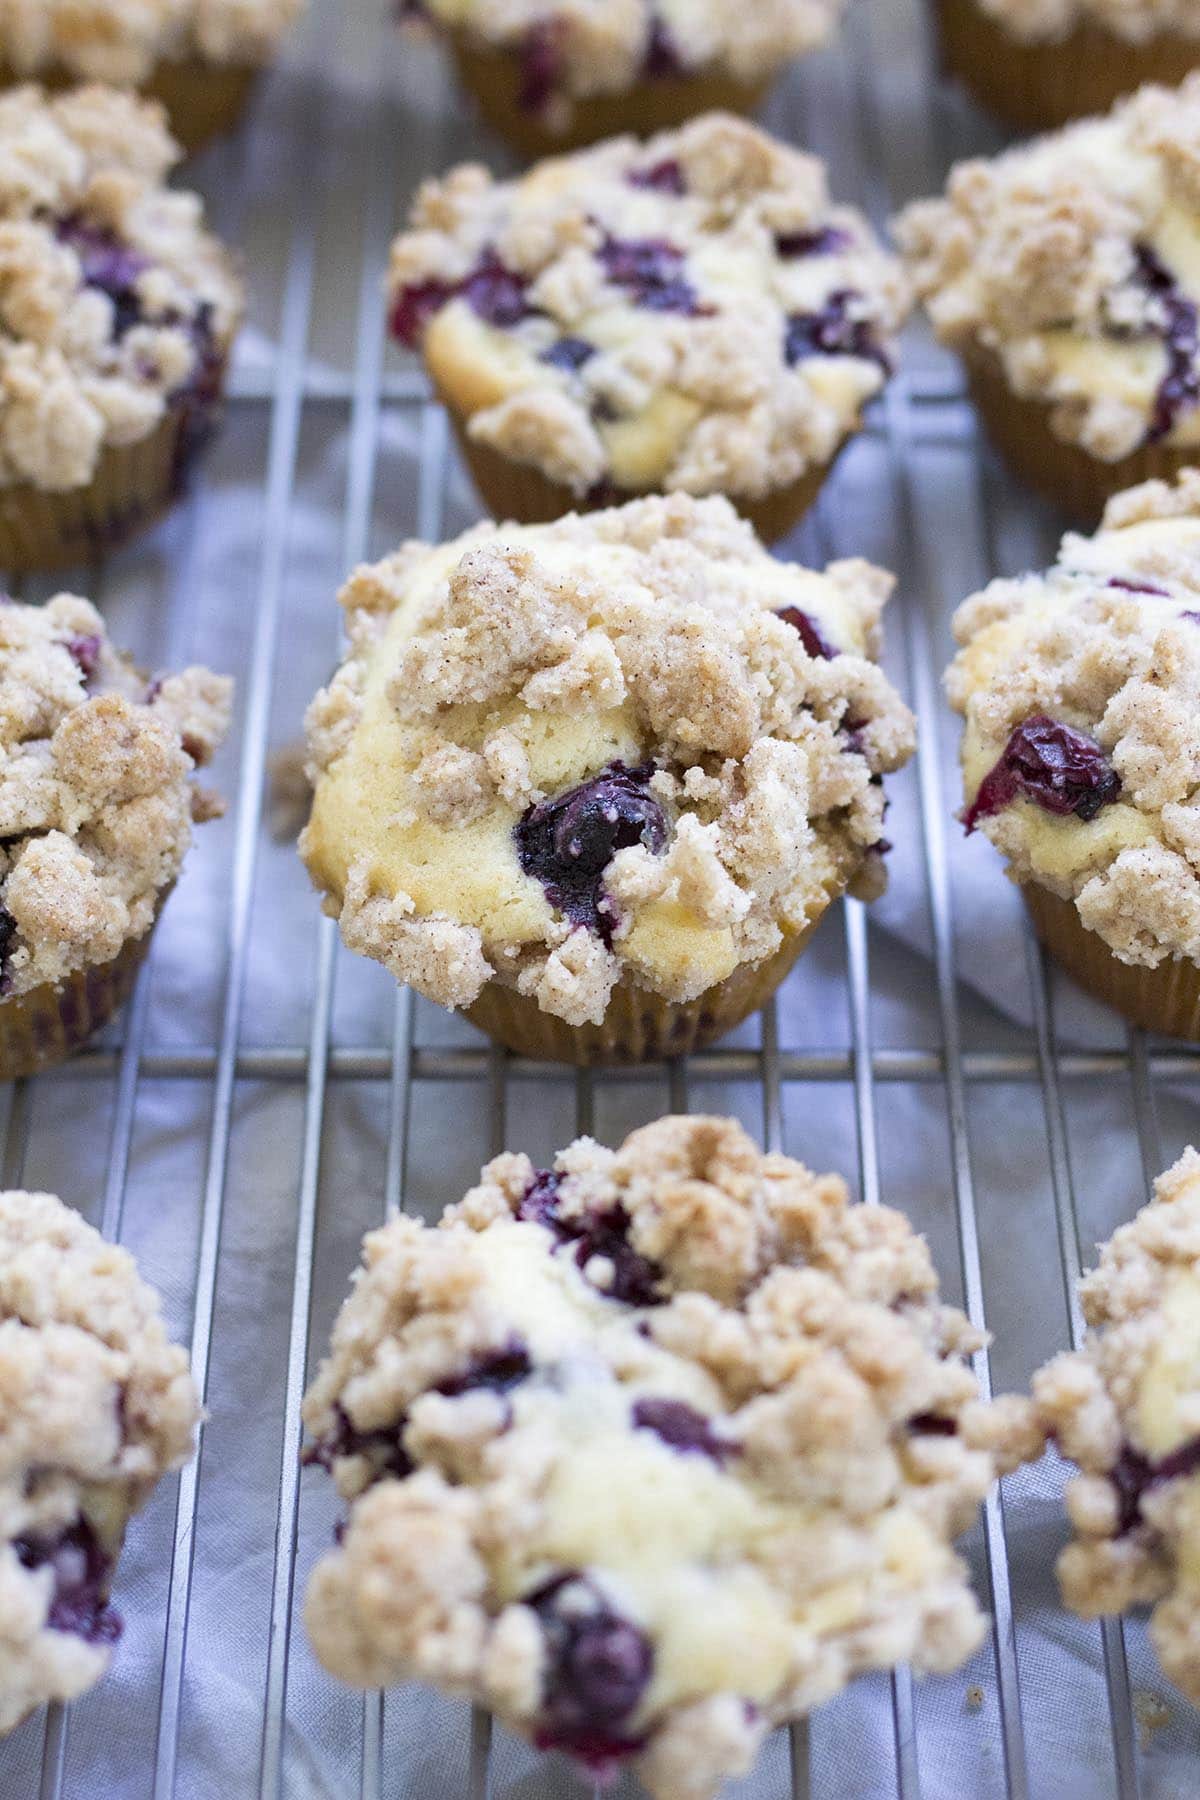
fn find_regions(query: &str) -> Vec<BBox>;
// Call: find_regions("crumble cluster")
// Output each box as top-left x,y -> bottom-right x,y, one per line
0,84 -> 242,492
303,1114 -> 1041,1800
947,471 -> 1200,969
0,592 -> 231,997
300,494 -> 914,1027
897,78 -> 1200,459
0,0 -> 302,84
967,0 -> 1200,43
1034,1148 -> 1200,1705
412,0 -> 846,91
0,1188 -> 199,1734
389,113 -> 908,500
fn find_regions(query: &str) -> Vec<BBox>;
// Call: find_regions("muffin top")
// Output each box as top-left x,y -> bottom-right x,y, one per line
965,0 -> 1200,44
0,0 -> 302,84
0,1187 -> 199,1733
0,84 -> 242,494
409,0 -> 845,103
0,592 -> 231,998
947,472 -> 1200,970
390,114 -> 908,502
300,494 -> 914,1028
303,1114 -> 1041,1799
897,77 -> 1200,462
1034,1147 -> 1200,1702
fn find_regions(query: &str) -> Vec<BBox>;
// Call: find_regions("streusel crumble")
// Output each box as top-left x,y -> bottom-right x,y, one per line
303,1114 -> 1042,1799
0,1187 -> 199,1734
898,78 -> 1200,516
947,470 -> 1200,1035
1036,1147 -> 1200,1705
390,113 -> 908,539
300,494 -> 914,1062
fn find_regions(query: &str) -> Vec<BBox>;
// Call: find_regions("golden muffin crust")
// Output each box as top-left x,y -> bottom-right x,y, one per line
389,113 -> 908,502
0,1188 -> 199,1734
0,84 -> 242,493
946,471 -> 1200,969
0,0 -> 302,84
1035,1148 -> 1200,1704
897,77 -> 1200,461
300,494 -> 914,1027
303,1114 -> 1042,1800
0,592 -> 231,997
968,0 -> 1200,43
410,0 -> 845,96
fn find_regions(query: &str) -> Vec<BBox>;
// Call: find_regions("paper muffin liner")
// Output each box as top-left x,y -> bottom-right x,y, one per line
446,32 -> 772,159
0,912 -> 161,1082
444,403 -> 836,544
965,347 -> 1195,525
462,906 -> 835,1066
0,59 -> 259,154
0,357 -> 228,574
1024,883 -> 1200,1039
932,0 -> 1199,131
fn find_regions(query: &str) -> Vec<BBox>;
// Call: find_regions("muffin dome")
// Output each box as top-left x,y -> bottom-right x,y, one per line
898,78 -> 1200,516
300,496 -> 913,1058
390,113 -> 908,537
303,1113 -> 1041,1799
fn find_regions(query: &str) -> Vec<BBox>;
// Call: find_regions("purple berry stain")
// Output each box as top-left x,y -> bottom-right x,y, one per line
964,715 -> 1121,833
643,15 -> 683,77
541,336 -> 596,373
13,1518 -> 120,1645
1134,245 -> 1200,442
0,908 -> 16,997
1109,1434 -> 1200,1535
627,158 -> 686,195
515,760 -> 667,944
632,1397 -> 734,1463
391,251 -> 532,349
519,1171 -> 665,1306
776,604 -> 838,659
598,236 -> 706,315
528,1573 -> 653,1774
518,19 -> 565,113
776,226 -> 851,259
67,633 -> 102,683
57,217 -> 148,338
784,291 -> 889,371
1108,576 -> 1170,597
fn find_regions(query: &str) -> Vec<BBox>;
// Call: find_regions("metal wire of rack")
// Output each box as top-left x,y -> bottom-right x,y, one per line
2,0 -> 1200,1796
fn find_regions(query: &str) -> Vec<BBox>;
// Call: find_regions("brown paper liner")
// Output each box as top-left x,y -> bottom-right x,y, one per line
447,33 -> 772,159
0,918 -> 160,1081
442,401 -> 836,543
0,59 -> 259,154
462,909 -> 832,1066
0,355 -> 228,573
1023,884 -> 1200,1039
932,0 -> 1199,132
964,347 -> 1196,525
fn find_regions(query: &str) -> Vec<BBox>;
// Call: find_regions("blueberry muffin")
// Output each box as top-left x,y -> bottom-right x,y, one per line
390,115 -> 908,543
303,1114 -> 1042,1799
933,0 -> 1200,133
1035,1147 -> 1200,1704
0,85 -> 242,570
898,78 -> 1200,521
299,494 -> 914,1064
404,0 -> 846,159
0,0 -> 303,151
0,591 -> 231,1078
0,1188 -> 199,1734
946,470 -> 1200,1037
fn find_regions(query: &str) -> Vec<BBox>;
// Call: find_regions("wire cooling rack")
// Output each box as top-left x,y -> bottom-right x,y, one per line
3,1 -> 1200,1796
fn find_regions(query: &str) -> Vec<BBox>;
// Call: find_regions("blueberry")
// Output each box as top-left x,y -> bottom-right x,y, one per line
541,336 -> 596,374
0,908 -> 17,997
528,1573 -> 653,1763
518,1174 -> 666,1307
784,291 -> 889,371
57,217 -> 148,339
435,1344 -> 532,1399
390,253 -> 532,349
518,20 -> 564,113
775,605 -> 838,659
964,715 -> 1121,833
775,226 -> 851,259
1108,1434 -> 1200,1535
643,16 -> 683,77
598,237 -> 706,316
1134,245 -> 1200,442
13,1519 -> 121,1646
515,761 -> 667,943
632,1397 -> 733,1463
627,158 -> 686,195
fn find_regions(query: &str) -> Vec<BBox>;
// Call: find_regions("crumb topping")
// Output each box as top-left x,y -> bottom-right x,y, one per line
1034,1148 -> 1200,1705
0,0 -> 302,83
968,0 -> 1200,45
300,494 -> 914,1026
303,1114 -> 1041,1799
410,0 -> 845,107
0,1188 -> 199,1735
897,78 -> 1200,460
0,592 -> 231,997
389,113 -> 908,500
946,470 -> 1200,970
0,84 -> 242,493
